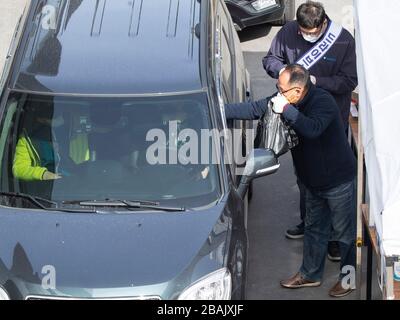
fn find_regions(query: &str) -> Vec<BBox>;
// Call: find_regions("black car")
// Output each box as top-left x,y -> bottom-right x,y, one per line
0,0 -> 279,300
225,0 -> 295,30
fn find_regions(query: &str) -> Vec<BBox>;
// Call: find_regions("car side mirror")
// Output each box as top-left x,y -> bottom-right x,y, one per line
237,149 -> 280,199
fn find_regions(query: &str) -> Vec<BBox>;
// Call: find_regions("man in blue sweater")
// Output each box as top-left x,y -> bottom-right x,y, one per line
263,1 -> 358,259
225,64 -> 356,297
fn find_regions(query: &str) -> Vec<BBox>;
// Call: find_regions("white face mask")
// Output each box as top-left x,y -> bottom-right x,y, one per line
302,33 -> 320,43
301,21 -> 328,43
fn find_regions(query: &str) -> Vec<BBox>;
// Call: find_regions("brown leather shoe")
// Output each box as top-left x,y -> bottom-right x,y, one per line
329,281 -> 355,298
280,273 -> 321,289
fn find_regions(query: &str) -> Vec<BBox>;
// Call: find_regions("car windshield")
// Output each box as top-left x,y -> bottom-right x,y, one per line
0,92 -> 221,210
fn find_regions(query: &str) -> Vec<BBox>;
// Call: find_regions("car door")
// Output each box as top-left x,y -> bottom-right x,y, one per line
216,1 -> 250,186
225,3 -> 255,167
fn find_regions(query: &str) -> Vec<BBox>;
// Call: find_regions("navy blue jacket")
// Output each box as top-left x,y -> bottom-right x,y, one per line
262,19 -> 358,128
225,85 -> 356,190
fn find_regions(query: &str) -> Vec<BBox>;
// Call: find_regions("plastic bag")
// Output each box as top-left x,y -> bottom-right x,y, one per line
254,100 -> 299,157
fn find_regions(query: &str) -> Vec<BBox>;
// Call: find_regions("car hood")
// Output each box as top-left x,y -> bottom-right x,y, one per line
0,203 -> 229,297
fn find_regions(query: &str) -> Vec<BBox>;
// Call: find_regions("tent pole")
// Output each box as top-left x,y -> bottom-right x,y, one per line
356,111 -> 364,300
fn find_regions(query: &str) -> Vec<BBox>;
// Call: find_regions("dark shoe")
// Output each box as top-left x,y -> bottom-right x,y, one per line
328,241 -> 341,262
280,273 -> 321,289
329,281 -> 355,298
285,223 -> 304,239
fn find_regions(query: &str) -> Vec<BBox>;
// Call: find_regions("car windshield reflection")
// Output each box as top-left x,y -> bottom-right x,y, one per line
0,92 -> 221,209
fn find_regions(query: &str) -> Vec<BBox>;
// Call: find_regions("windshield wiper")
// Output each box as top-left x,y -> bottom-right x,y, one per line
63,199 -> 186,212
0,191 -> 96,213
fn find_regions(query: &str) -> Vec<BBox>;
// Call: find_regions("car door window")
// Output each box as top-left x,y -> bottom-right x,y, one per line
217,1 -> 235,102
221,29 -> 233,101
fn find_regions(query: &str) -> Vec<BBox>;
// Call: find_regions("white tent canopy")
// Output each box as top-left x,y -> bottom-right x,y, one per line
354,0 -> 400,257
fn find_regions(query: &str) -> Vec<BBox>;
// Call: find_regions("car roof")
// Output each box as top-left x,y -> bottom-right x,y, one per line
11,0 -> 205,95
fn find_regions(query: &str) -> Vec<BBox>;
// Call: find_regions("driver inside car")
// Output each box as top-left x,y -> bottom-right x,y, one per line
12,102 -> 89,181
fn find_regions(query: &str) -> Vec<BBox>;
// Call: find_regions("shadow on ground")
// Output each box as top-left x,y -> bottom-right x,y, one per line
238,24 -> 273,42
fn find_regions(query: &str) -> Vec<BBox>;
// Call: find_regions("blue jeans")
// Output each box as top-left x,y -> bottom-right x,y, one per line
300,180 -> 356,282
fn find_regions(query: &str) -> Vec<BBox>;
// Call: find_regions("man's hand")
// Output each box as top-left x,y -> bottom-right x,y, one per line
43,171 -> 62,180
279,66 -> 287,76
201,166 -> 210,179
310,75 -> 317,85
271,95 -> 290,114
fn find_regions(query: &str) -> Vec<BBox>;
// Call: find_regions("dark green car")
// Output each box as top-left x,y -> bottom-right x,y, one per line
0,0 -> 279,300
